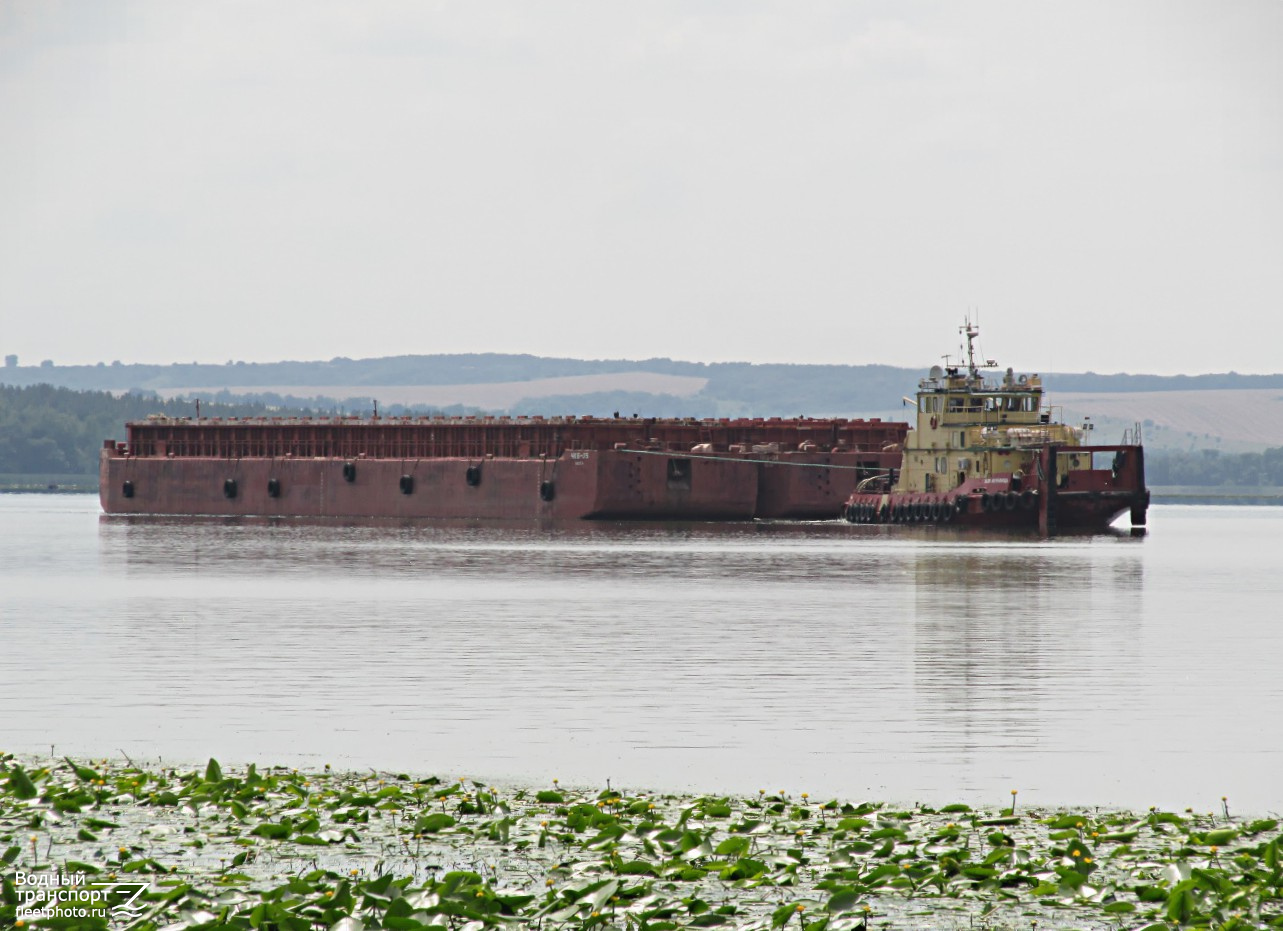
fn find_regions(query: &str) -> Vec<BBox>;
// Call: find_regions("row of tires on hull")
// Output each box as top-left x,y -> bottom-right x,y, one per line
843,489 -> 1038,524
120,469 -> 556,503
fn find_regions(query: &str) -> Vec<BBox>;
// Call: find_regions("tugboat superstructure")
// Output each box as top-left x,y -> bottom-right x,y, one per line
842,320 -> 1149,533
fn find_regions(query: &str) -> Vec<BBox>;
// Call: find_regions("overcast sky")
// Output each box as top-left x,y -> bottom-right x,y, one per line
2,1 -> 1280,375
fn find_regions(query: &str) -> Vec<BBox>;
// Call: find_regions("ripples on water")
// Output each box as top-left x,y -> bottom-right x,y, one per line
2,497 -> 1279,812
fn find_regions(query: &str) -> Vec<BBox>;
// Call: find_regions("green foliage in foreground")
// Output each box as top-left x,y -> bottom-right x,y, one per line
1,754 -> 1280,930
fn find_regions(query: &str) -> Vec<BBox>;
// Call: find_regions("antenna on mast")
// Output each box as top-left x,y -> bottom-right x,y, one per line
960,312 -> 997,380
961,315 -> 980,378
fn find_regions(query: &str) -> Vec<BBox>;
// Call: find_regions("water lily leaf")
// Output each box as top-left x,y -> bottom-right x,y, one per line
587,878 -> 620,909
1044,814 -> 1092,829
536,790 -> 564,803
837,818 -> 872,832
415,813 -> 456,834
715,836 -> 750,858
65,758 -> 102,782
204,758 -> 223,783
6,765 -> 37,799
615,860 -> 654,876
826,890 -> 861,913
1195,828 -> 1237,846
251,822 -> 292,839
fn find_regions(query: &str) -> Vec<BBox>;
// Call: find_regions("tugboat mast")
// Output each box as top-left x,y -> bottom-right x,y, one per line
960,316 -> 996,382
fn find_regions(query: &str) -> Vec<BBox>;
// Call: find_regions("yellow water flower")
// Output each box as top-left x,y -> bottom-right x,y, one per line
795,904 -> 805,912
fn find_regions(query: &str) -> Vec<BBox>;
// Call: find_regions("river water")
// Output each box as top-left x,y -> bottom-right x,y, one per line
1,495 -> 1279,814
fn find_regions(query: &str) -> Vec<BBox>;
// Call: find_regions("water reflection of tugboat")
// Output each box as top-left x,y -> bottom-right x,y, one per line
842,320 -> 1150,534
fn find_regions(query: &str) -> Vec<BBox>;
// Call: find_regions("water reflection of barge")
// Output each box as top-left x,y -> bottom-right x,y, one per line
841,321 -> 1149,534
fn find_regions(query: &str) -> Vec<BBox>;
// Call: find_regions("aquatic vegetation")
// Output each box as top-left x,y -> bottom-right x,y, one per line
2,752 -> 1280,929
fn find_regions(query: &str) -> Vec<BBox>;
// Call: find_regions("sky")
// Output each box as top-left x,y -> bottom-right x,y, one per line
1,1 -> 1280,375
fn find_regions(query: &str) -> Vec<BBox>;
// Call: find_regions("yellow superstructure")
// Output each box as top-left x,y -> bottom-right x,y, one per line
892,322 -> 1086,495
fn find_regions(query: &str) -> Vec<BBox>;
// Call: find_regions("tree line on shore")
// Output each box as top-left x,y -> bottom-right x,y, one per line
0,384 -> 327,475
2,382 -> 1281,485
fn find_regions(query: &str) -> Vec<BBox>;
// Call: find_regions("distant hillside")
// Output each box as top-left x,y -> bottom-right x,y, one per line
5,354 -> 1283,450
9,354 -> 1281,411
5,382 -> 1283,485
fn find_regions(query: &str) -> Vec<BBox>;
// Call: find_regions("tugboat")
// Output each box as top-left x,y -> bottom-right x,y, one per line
842,320 -> 1149,534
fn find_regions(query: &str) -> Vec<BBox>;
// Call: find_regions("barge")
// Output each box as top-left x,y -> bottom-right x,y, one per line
842,321 -> 1150,533
99,414 -> 906,521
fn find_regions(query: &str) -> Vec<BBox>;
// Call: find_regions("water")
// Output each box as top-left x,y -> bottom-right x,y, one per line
2,495 -> 1279,814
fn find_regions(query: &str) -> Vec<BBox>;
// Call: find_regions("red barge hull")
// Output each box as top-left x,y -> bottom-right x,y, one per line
99,416 -> 906,521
